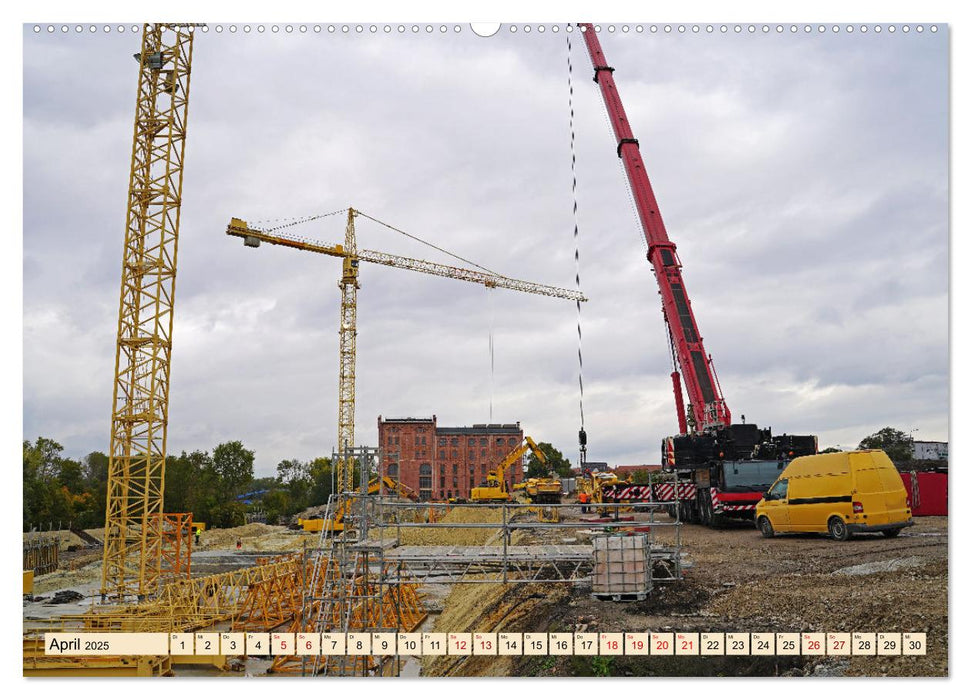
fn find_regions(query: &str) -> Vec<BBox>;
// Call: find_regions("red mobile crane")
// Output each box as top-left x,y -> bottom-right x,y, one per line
579,24 -> 816,524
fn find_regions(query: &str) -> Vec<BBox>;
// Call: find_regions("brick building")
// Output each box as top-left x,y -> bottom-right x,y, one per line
377,415 -> 525,501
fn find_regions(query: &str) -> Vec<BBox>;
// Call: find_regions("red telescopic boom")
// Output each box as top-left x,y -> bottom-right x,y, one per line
579,24 -> 731,432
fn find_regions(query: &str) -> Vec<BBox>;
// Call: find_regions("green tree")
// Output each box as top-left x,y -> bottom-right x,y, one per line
212,441 -> 255,498
526,442 -> 572,479
858,427 -> 914,465
80,451 -> 110,528
262,490 -> 291,525
58,458 -> 85,493
24,438 -> 61,529
209,501 -> 247,528
819,447 -> 842,454
277,458 -> 312,514
249,476 -> 279,492
308,457 -> 335,507
83,451 -> 109,485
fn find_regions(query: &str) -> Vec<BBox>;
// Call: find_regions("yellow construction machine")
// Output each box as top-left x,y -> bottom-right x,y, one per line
514,474 -> 563,504
471,436 -> 547,503
577,470 -> 632,514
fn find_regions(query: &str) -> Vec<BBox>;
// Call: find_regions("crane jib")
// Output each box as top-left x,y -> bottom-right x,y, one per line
579,23 -> 731,431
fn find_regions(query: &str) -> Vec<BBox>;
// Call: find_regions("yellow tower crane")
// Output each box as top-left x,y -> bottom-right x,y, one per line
226,210 -> 587,504
101,23 -> 197,601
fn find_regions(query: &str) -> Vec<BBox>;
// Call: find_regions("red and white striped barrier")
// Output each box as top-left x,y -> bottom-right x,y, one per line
650,483 -> 697,502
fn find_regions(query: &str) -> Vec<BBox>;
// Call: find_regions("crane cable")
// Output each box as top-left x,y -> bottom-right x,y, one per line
567,33 -> 587,464
357,210 -> 502,276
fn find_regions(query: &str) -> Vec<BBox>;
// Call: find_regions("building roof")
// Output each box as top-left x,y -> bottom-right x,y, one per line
438,424 -> 522,435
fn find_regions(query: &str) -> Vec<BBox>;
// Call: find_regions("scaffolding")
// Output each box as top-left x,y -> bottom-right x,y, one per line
148,512 -> 193,586
372,501 -> 683,585
268,446 -> 427,677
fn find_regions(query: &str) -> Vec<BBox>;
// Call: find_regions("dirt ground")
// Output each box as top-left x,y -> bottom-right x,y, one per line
420,510 -> 948,678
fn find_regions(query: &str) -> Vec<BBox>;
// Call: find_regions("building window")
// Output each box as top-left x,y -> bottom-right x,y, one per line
451,449 -> 458,458
415,451 -> 420,459
497,438 -> 504,446
452,464 -> 458,473
469,438 -> 475,445
452,477 -> 458,487
419,463 -> 432,500
439,450 -> 445,460
395,436 -> 399,445
388,463 -> 399,477
451,437 -> 458,446
439,437 -> 446,447
481,449 -> 486,457
480,438 -> 487,446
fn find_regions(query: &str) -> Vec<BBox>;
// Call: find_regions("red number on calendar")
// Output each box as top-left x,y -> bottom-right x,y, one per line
656,640 -> 669,651
808,640 -> 820,651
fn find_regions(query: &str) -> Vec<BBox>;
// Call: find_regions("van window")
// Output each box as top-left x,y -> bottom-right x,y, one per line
767,479 -> 788,500
723,460 -> 784,490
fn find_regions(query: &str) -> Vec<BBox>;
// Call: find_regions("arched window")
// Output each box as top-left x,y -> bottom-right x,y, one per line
419,463 -> 432,500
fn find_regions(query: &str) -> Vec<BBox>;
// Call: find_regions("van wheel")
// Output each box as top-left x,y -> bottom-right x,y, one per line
828,516 -> 850,541
757,516 -> 774,538
883,528 -> 902,538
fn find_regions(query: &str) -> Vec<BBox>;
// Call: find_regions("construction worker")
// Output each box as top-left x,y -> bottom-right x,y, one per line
578,490 -> 590,514
236,537 -> 242,551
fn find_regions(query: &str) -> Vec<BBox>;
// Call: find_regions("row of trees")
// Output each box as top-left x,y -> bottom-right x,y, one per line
22,436 -> 349,531
23,437 -> 259,531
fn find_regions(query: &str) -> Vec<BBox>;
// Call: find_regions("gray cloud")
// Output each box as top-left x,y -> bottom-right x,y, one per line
23,26 -> 948,475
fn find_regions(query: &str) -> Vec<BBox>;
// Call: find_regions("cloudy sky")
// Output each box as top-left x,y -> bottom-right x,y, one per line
22,22 -> 948,477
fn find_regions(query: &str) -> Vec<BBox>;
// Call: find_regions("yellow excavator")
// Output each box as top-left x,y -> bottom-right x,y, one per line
298,475 -> 418,532
577,470 -> 631,515
471,436 -> 547,503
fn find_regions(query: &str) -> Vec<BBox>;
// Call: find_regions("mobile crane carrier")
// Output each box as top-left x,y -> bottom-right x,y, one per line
578,24 -> 816,525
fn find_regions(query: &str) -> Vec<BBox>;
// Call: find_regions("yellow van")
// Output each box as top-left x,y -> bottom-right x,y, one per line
755,450 -> 912,541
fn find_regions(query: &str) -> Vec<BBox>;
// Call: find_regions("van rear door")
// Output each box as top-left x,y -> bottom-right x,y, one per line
850,452 -> 899,525
874,455 -> 911,523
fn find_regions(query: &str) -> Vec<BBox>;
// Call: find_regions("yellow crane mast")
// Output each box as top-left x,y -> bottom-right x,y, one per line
226,212 -> 586,501
101,24 -> 196,601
